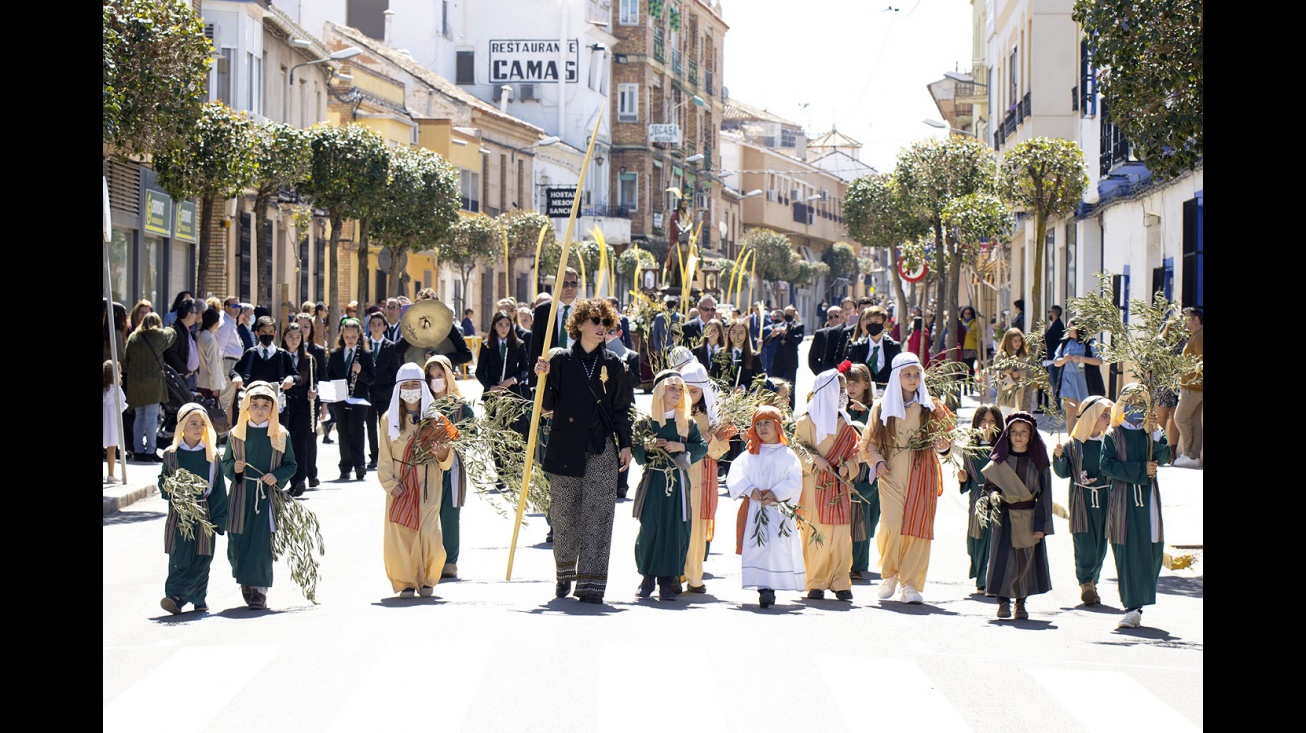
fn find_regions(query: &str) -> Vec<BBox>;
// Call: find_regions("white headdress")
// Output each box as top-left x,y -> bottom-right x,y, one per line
879,352 -> 933,426
677,360 -> 719,424
806,368 -> 850,445
388,362 -> 434,440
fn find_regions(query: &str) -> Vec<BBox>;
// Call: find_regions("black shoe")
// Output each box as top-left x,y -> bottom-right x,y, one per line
545,530 -> 554,543
308,478 -> 320,488
672,579 -> 683,595
758,589 -> 776,608
657,582 -> 677,601
685,584 -> 707,594
636,576 -> 655,599
338,472 -> 351,482
160,596 -> 184,615
807,589 -> 824,600
289,482 -> 306,497
366,461 -> 378,470
555,580 -> 572,598
578,595 -> 603,605
835,589 -> 854,602
356,469 -> 366,480
321,436 -> 334,444
616,489 -> 628,500
850,570 -> 864,580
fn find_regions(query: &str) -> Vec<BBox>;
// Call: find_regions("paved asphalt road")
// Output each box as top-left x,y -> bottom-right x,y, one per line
103,340 -> 1203,733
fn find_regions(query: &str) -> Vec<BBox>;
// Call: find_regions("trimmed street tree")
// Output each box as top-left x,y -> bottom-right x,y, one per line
371,145 -> 461,296
1073,0 -> 1202,180
103,0 -> 211,160
943,192 -> 1012,384
845,173 -> 929,341
998,136 -> 1089,326
250,122 -> 312,307
740,228 -> 799,307
300,124 -> 391,328
895,135 -> 997,361
821,242 -> 858,297
153,102 -> 258,295
442,214 -> 502,315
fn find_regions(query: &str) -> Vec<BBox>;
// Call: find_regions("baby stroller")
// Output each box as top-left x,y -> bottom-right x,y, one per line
157,364 -> 231,443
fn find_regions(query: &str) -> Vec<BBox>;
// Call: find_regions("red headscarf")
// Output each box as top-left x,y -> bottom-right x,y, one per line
746,405 -> 789,454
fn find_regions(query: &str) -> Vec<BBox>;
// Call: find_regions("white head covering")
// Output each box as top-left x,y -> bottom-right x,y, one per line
879,352 -> 933,426
677,360 -> 719,424
806,368 -> 850,445
231,381 -> 289,451
423,354 -> 463,398
667,345 -> 696,371
651,370 -> 691,437
388,362 -> 434,440
171,402 -> 218,463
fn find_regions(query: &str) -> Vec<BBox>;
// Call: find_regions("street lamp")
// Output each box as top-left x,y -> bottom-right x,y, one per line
943,71 -> 988,86
685,153 -> 704,163
290,46 -> 362,84
741,189 -> 763,199
923,119 -> 977,137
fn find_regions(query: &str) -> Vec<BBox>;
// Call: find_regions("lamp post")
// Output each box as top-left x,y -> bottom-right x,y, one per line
289,46 -> 362,84
923,119 -> 978,137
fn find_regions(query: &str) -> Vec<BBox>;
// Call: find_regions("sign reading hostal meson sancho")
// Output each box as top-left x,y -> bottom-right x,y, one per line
490,40 -> 579,83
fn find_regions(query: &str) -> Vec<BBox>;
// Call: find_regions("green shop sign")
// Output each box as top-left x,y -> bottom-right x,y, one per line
174,201 -> 197,243
144,189 -> 174,237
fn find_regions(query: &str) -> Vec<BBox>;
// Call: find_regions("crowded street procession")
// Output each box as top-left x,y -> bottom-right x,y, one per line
105,0 -> 1202,729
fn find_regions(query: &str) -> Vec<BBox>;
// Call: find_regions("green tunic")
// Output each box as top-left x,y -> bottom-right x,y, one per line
1052,438 -> 1109,584
1099,426 -> 1171,610
959,450 -> 993,590
159,447 -> 229,607
436,401 -> 475,564
221,426 -> 298,588
632,418 -> 708,577
847,405 -> 881,573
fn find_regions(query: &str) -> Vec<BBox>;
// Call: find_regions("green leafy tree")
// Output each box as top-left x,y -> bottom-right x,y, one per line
1072,0 -> 1202,180
103,0 -> 211,160
371,146 -> 461,295
498,210 -> 557,259
895,135 -> 997,359
998,136 -> 1089,326
442,215 -> 502,314
739,228 -> 800,306
250,122 -> 312,307
538,239 -> 616,296
299,124 -> 391,327
943,193 -> 1012,379
822,242 -> 858,297
845,173 -> 927,337
617,246 -> 657,279
153,102 -> 258,295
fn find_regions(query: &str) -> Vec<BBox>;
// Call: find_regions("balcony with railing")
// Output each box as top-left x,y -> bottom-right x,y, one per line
688,59 -> 698,86
672,48 -> 682,75
654,29 -> 665,63
1022,92 -> 1031,120
1003,108 -> 1017,138
705,70 -> 714,96
581,204 -> 633,219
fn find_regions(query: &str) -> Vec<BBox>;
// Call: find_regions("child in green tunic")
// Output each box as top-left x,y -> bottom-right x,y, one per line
425,355 -> 475,579
1052,396 -> 1114,605
632,371 -> 709,601
221,382 -> 298,611
159,404 -> 228,615
844,363 -> 881,580
1099,386 -> 1171,630
958,404 -> 1003,594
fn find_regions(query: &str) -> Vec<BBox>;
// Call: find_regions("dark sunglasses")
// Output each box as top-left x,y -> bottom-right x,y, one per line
588,316 -> 614,327
562,280 -> 579,288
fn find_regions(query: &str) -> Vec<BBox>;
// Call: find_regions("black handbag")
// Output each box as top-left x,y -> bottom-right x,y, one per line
199,395 -> 230,434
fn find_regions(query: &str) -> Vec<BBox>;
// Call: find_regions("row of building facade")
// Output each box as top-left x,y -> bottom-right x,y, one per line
107,0 -> 875,331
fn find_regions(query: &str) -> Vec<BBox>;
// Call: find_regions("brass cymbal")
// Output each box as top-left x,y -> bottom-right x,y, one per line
398,298 -> 453,349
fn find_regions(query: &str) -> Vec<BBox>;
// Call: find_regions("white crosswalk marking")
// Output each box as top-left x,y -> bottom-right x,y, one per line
103,644 -> 281,733
1025,666 -> 1200,732
597,642 -> 732,732
817,655 -> 972,732
325,640 -> 489,732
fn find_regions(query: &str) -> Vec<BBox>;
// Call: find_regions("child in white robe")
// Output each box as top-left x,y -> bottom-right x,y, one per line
726,405 -> 805,608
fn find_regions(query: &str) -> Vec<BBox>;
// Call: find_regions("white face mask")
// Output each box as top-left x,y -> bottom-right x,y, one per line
429,378 -> 446,394
400,388 -> 422,404
838,392 -> 849,410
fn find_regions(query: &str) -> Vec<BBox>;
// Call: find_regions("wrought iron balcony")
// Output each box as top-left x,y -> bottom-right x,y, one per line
705,70 -> 714,96
581,205 -> 633,219
672,48 -> 682,75
688,59 -> 698,86
654,29 -> 665,63
1022,92 -> 1031,119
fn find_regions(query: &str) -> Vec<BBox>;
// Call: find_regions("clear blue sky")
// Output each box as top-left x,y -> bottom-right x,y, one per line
721,0 -> 974,173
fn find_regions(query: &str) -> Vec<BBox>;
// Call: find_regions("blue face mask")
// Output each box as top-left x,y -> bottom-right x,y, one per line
1123,406 -> 1146,425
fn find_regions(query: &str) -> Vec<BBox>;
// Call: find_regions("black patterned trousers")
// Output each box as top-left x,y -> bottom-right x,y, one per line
548,442 -> 618,598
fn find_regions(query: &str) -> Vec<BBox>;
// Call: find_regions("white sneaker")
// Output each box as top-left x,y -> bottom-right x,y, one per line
899,583 -> 923,604
1117,609 -> 1142,628
877,576 -> 899,600
1173,456 -> 1201,469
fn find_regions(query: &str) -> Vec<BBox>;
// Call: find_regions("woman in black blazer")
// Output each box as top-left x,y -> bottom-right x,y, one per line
690,319 -> 729,380
280,323 -> 320,496
325,319 -> 375,481
476,311 -> 531,401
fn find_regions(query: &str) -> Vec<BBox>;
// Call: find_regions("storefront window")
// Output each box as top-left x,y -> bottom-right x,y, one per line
109,228 -> 132,300
143,235 -> 163,307
170,240 -> 192,301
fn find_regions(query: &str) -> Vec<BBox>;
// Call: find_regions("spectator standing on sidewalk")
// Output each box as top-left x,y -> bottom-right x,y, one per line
123,312 -> 174,462
1172,307 -> 1203,468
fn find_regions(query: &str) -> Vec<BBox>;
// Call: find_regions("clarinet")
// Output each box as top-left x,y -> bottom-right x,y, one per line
309,346 -> 318,432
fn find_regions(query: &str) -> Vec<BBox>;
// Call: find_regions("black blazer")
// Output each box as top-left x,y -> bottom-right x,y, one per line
848,335 -> 902,386
231,345 -> 300,387
392,323 -> 473,368
768,322 -> 805,377
529,300 -> 576,364
163,322 -> 194,374
827,324 -> 856,366
326,344 -> 376,400
365,337 -> 400,407
808,326 -> 838,375
515,325 -> 533,357
476,337 -> 531,399
283,347 -> 324,417
724,348 -> 762,391
539,342 -> 635,477
681,318 -> 704,346
692,343 -> 728,380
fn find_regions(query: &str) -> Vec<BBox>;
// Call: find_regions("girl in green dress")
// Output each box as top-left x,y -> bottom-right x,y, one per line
958,404 -> 1003,594
844,362 -> 880,581
632,370 -> 709,601
1052,396 -> 1114,605
158,404 -> 229,614
424,355 -> 475,580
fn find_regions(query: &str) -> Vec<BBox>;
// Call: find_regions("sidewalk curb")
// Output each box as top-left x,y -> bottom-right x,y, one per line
1053,501 -> 1200,570
103,483 -> 158,515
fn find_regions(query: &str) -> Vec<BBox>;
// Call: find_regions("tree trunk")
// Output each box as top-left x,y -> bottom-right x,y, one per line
932,220 -> 947,360
1030,209 -> 1047,333
357,218 -> 371,307
328,213 -> 342,336
254,190 -> 272,310
888,242 -> 910,350
946,247 -> 962,361
387,245 -> 404,293
196,194 -> 216,296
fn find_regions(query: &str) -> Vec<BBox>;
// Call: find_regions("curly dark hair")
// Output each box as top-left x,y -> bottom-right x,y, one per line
564,297 -> 619,341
